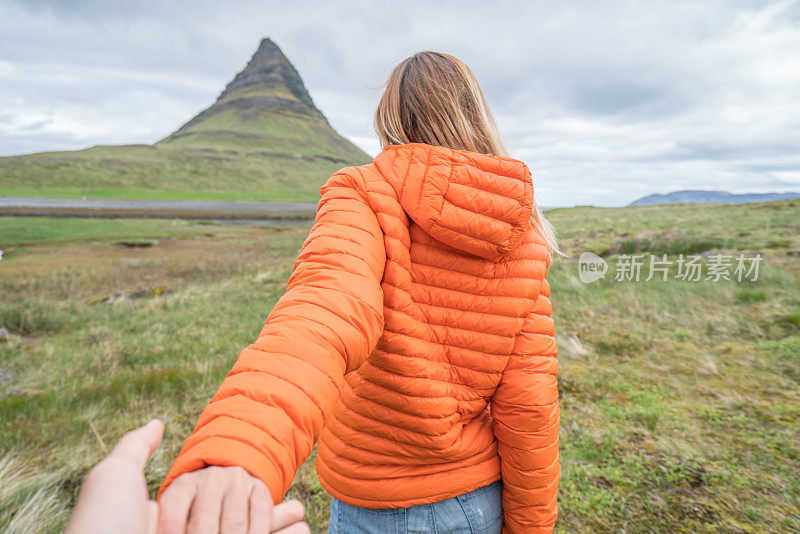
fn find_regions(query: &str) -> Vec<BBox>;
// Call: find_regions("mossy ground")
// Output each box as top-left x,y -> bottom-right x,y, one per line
1,200 -> 798,532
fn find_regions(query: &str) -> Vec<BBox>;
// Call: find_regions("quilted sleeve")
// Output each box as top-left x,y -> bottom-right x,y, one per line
156,169 -> 386,504
491,257 -> 560,533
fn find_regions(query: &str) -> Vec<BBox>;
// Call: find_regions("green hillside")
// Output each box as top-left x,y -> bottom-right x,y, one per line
1,199 -> 798,531
0,38 -> 370,202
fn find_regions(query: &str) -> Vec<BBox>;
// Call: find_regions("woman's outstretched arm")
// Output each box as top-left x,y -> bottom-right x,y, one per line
156,168 -> 385,532
491,256 -> 560,534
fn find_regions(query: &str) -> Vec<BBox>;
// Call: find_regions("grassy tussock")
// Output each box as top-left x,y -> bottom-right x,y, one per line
0,453 -> 70,533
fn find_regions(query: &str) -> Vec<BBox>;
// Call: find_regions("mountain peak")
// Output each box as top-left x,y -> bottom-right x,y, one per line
216,37 -> 315,110
158,38 -> 367,165
164,37 -> 328,147
255,37 -> 282,58
162,37 -> 327,143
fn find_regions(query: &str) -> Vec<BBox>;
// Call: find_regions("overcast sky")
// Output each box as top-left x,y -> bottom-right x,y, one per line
1,0 -> 798,206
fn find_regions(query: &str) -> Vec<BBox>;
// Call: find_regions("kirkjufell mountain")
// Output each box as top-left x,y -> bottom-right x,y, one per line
0,38 -> 370,202
161,38 -> 363,158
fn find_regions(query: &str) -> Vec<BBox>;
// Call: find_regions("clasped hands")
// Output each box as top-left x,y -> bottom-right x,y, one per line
65,419 -> 309,534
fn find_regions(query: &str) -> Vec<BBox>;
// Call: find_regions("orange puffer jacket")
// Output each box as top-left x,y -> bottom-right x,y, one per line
158,143 -> 560,532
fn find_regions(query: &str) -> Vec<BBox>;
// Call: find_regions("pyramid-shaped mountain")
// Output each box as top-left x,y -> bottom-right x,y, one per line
160,38 -> 364,159
0,38 -> 370,202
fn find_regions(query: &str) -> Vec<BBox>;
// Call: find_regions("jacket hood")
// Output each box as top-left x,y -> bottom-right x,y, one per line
373,143 -> 534,260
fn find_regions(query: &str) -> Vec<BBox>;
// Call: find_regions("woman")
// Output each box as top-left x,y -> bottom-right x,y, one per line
158,51 -> 560,534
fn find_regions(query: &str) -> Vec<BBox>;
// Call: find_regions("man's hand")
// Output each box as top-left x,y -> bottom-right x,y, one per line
158,465 -> 309,534
65,418 -> 164,534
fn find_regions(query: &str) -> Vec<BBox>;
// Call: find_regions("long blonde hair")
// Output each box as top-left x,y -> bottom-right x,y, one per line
374,50 -> 559,254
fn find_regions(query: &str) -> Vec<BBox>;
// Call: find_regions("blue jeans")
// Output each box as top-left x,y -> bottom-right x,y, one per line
328,479 -> 503,533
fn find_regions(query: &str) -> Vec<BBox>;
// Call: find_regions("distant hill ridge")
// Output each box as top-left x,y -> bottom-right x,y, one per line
0,38 -> 370,202
629,190 -> 800,207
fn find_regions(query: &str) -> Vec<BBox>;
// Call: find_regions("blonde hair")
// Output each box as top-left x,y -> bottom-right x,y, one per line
374,51 -> 559,254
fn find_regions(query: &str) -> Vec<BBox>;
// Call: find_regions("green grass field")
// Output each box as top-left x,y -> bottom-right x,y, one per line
1,200 -> 798,532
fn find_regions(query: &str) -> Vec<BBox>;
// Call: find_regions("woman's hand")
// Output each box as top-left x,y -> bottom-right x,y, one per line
65,418 -> 164,534
158,465 -> 309,534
